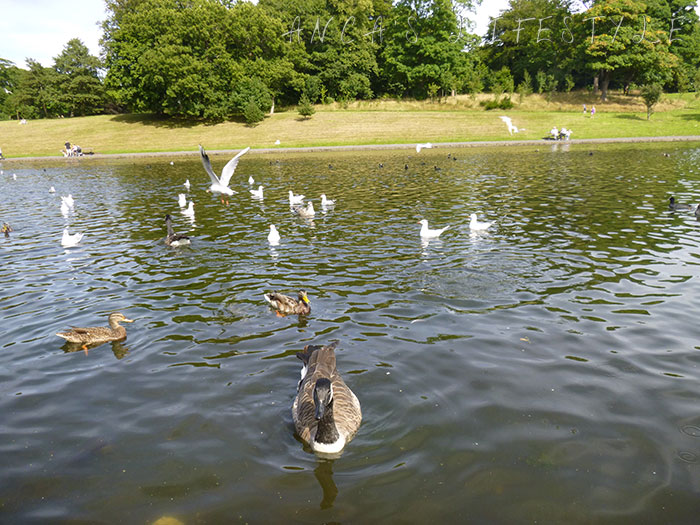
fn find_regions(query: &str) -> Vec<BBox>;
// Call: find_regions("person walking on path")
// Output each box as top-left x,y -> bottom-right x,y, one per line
591,106 -> 596,117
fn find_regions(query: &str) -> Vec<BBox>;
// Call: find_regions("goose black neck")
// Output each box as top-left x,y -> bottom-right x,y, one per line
315,400 -> 340,445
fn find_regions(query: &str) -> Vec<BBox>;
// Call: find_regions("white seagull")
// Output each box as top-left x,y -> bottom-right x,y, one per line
49,186 -> 56,193
183,179 -> 191,190
289,190 -> 305,205
469,213 -> 493,231
250,185 -> 264,199
320,194 -> 335,207
292,201 -> 315,218
416,142 -> 433,153
61,228 -> 83,247
178,193 -> 187,207
182,201 -> 195,219
499,116 -> 521,135
419,219 -> 450,239
61,195 -> 75,208
199,145 -> 250,196
60,200 -> 71,217
268,224 -> 280,245
248,175 -> 255,185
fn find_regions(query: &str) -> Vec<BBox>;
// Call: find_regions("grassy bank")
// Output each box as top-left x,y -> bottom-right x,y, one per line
1,92 -> 699,158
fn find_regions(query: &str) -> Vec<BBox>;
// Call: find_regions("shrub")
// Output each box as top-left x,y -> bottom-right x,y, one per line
243,98 -> 264,125
640,84 -> 663,120
298,94 -> 315,119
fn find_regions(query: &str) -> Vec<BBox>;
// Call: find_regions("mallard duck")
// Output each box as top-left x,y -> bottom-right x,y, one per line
264,290 -> 310,315
164,214 -> 190,247
293,341 -> 362,455
56,312 -> 134,351
199,144 -> 250,196
669,196 -> 692,211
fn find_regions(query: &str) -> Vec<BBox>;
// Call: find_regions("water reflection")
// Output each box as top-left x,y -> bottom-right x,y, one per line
314,459 -> 338,509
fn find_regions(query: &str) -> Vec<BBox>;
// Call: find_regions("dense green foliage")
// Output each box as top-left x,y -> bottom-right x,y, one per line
641,83 -> 664,118
0,0 -> 698,121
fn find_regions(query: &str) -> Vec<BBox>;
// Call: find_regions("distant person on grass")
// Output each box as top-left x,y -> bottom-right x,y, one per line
591,106 -> 596,117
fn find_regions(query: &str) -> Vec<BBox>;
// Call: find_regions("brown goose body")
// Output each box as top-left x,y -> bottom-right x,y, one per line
292,341 -> 361,455
264,290 -> 310,315
56,312 -> 134,347
164,214 -> 190,247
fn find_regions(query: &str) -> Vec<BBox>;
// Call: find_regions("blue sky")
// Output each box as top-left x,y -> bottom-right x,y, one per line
1,0 -> 697,68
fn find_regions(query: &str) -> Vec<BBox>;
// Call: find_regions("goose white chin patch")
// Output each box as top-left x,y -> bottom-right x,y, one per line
312,436 -> 346,454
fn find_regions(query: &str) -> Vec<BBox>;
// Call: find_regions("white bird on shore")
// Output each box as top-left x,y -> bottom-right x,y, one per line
178,193 -> 187,207
183,179 -> 190,190
274,139 -> 281,145
320,194 -> 335,207
199,145 -> 250,196
182,201 -> 195,219
250,185 -> 264,199
416,143 -> 433,153
61,228 -> 83,247
469,213 -> 492,231
499,116 -> 522,135
268,224 -> 280,245
289,190 -> 305,205
292,201 -> 315,218
419,219 -> 449,239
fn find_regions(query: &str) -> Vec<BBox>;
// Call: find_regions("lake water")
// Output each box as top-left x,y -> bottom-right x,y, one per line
2,142 -> 700,522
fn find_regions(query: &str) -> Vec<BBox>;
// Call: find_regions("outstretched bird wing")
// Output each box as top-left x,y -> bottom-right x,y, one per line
199,145 -> 221,186
220,147 -> 251,187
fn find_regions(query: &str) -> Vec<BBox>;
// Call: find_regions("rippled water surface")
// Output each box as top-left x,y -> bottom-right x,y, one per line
2,143 -> 700,522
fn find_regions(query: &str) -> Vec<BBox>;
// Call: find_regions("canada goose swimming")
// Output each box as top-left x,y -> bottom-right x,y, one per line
164,214 -> 190,246
696,203 -> 700,218
264,290 -> 310,315
292,341 -> 362,455
669,196 -> 692,211
56,312 -> 134,351
199,144 -> 250,196
418,219 -> 449,239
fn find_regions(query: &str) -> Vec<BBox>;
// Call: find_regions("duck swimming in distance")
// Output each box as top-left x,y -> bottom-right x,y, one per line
56,312 -> 134,352
264,290 -> 311,315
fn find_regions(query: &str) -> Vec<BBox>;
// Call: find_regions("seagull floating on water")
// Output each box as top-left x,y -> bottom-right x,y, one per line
250,185 -> 264,199
49,186 -> 56,193
292,201 -> 315,218
416,143 -> 433,153
469,213 -> 492,231
61,195 -> 75,209
248,175 -> 255,185
178,193 -> 187,207
181,201 -> 195,219
268,224 -> 280,245
60,200 -> 71,217
183,179 -> 190,190
61,228 -> 83,247
199,145 -> 250,197
418,219 -> 449,239
320,194 -> 335,207
289,190 -> 305,205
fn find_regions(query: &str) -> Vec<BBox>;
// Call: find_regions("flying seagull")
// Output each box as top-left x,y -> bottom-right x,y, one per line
499,116 -> 523,135
199,145 -> 250,199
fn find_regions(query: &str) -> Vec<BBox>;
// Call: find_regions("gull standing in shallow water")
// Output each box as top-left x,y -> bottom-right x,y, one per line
418,219 -> 449,239
61,228 -> 84,247
469,213 -> 492,231
199,145 -> 250,201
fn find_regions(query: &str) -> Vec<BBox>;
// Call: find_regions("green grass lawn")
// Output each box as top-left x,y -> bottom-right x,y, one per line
1,92 -> 699,158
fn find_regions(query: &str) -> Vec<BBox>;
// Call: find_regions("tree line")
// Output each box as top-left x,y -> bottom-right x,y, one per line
1,0 -> 698,122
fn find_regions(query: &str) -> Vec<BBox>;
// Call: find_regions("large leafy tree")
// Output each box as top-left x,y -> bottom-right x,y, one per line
482,0 -> 577,87
53,39 -> 105,116
577,0 -> 679,100
380,0 -> 478,98
4,59 -> 63,119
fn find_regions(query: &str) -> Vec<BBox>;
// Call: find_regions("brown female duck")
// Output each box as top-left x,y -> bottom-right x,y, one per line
263,290 -> 310,315
56,312 -> 134,351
